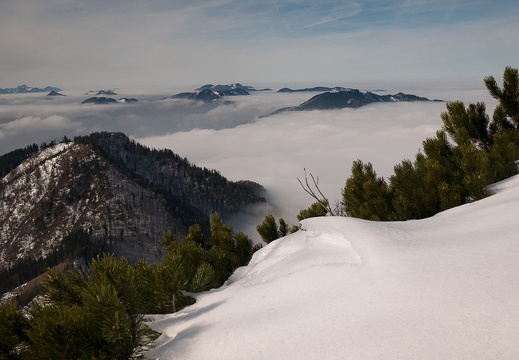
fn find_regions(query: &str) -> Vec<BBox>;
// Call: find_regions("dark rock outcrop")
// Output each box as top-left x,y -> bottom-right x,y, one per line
196,83 -> 256,92
47,90 -> 66,96
166,87 -> 250,103
81,97 -> 118,104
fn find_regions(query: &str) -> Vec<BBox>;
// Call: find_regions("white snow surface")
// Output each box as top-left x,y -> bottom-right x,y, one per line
146,174 -> 519,360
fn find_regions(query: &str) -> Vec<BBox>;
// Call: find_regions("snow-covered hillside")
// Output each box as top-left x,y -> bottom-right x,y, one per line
146,174 -> 519,360
0,140 -> 181,268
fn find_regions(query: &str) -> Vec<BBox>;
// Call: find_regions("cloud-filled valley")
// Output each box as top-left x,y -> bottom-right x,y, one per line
0,80 -> 497,238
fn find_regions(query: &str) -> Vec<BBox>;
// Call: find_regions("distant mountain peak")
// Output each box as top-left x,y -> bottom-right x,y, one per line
96,90 -> 118,95
47,90 -> 66,96
117,97 -> 138,103
278,86 -> 349,93
81,97 -> 118,104
268,89 -> 442,115
165,87 -> 250,103
196,83 -> 256,92
0,84 -> 62,95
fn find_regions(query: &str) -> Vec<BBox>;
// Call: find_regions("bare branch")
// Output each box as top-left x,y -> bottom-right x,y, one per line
297,168 -> 337,216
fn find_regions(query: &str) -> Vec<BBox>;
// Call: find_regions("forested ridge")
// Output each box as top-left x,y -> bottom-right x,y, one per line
75,132 -> 265,218
0,132 -> 265,307
0,139 -> 64,183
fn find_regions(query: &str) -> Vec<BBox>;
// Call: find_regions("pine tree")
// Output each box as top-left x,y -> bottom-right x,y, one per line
256,214 -> 280,243
488,132 -> 519,181
420,131 -> 464,212
190,262 -> 216,293
160,229 -> 177,251
157,259 -> 189,313
441,101 -> 493,149
278,218 -> 290,237
297,200 -> 329,221
456,144 -> 492,200
256,214 -> 296,244
185,223 -> 205,247
25,303 -> 90,359
390,159 -> 425,220
341,160 -> 393,220
484,66 -> 519,129
0,302 -> 30,360
35,254 -> 153,359
233,232 -> 255,266
209,213 -> 233,250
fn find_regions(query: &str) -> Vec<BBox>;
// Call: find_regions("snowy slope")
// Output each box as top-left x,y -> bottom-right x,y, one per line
146,174 -> 519,360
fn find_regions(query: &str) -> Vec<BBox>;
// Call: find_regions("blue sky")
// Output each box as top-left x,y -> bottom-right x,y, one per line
1,0 -> 518,89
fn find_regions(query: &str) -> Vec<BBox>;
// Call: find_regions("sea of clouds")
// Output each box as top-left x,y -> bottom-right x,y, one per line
0,80 -> 497,239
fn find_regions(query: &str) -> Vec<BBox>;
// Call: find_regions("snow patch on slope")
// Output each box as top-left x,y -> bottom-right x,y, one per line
146,174 -> 519,360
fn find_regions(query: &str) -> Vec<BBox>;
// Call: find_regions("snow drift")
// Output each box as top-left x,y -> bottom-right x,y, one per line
146,174 -> 519,360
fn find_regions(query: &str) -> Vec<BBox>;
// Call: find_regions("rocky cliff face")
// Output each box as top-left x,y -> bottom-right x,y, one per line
0,133 -> 265,272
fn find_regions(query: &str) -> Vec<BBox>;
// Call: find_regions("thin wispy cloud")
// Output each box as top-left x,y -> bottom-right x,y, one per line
0,0 -> 517,88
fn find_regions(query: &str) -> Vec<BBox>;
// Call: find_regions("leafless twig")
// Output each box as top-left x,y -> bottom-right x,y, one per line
297,168 -> 337,216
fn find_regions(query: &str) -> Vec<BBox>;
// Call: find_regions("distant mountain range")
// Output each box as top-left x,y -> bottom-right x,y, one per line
196,83 -> 256,92
278,86 -> 349,93
168,89 -> 227,102
269,89 -> 442,115
0,84 -> 62,94
82,97 -> 118,104
165,87 -> 250,103
81,97 -> 138,104
47,91 -> 66,97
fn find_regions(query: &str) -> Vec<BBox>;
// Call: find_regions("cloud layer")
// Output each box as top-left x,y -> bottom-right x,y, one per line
0,81 -> 498,238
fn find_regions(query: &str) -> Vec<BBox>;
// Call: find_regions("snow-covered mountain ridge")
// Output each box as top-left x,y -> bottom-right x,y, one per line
0,141 -> 180,269
0,132 -> 265,279
146,173 -> 519,360
0,84 -> 62,94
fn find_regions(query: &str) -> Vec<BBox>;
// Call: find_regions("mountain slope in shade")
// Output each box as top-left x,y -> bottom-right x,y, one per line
0,142 -> 181,267
0,132 -> 265,271
146,174 -> 519,360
